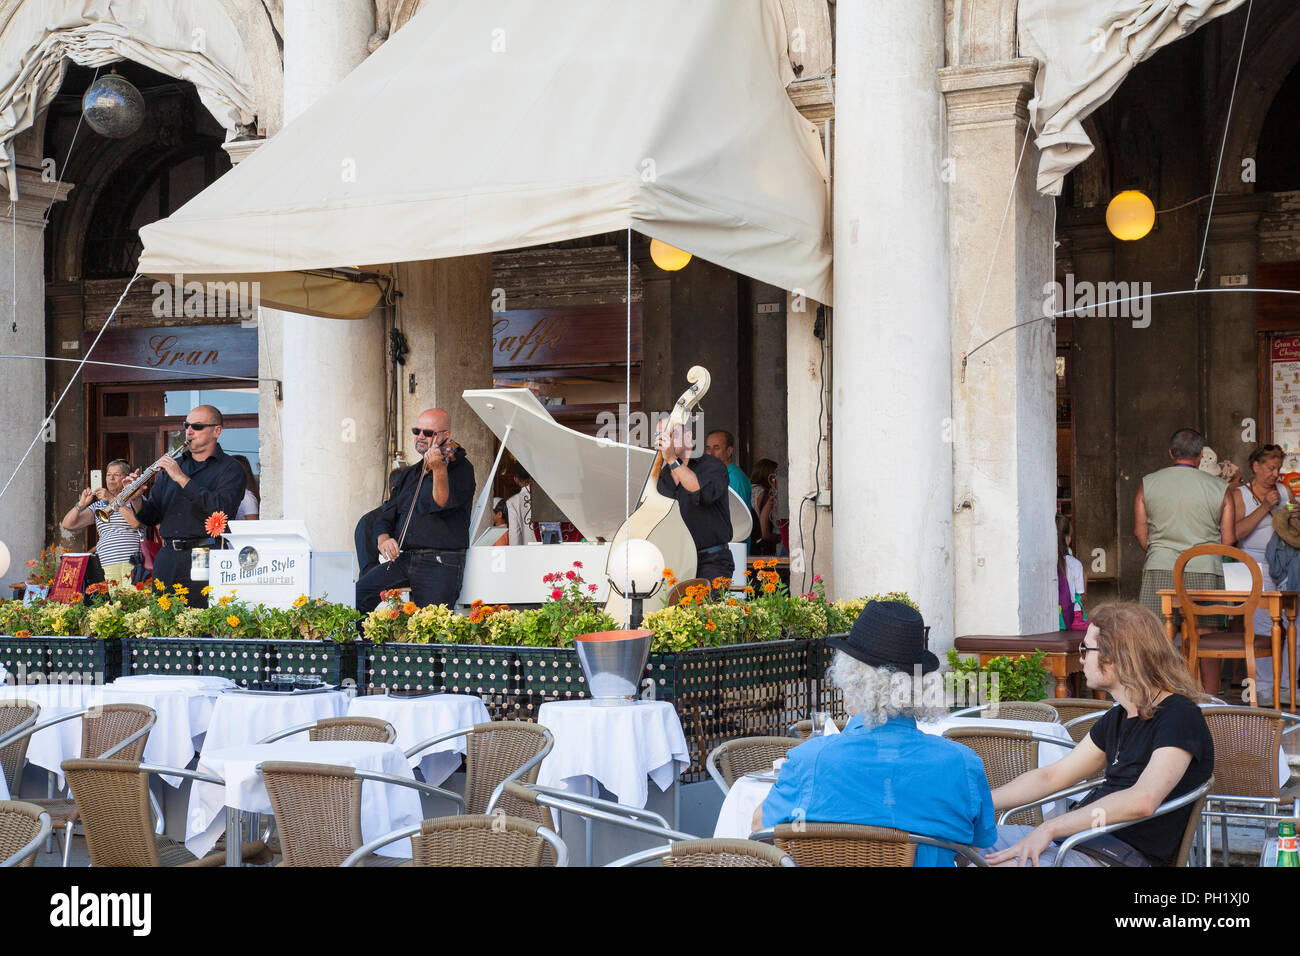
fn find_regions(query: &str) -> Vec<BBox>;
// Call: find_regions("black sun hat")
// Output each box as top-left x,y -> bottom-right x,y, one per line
827,600 -> 938,674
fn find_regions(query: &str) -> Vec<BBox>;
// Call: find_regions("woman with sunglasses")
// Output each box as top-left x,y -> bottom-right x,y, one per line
1232,443 -> 1291,703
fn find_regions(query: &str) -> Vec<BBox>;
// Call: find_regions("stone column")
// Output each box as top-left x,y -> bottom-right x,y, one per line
269,0 -> 388,554
939,59 -> 1057,637
832,0 -> 953,638
0,140 -> 71,573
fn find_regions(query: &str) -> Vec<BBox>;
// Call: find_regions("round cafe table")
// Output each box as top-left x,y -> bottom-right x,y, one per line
346,692 -> 490,785
198,688 -> 350,759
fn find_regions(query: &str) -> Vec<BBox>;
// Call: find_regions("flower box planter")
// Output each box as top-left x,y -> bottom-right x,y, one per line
0,635 -> 118,683
122,637 -> 355,688
358,637 -> 830,782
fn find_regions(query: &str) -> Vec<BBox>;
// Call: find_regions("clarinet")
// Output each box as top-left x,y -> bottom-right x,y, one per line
94,439 -> 190,524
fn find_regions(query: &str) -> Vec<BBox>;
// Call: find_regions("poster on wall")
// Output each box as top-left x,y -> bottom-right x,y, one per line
1270,335 -> 1300,463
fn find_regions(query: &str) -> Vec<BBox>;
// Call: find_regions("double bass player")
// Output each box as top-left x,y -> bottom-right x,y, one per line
656,420 -> 734,583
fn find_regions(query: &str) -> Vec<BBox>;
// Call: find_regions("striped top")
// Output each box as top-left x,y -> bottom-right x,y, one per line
89,500 -> 143,564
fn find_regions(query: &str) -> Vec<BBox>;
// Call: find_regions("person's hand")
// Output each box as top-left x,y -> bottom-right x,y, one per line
377,534 -> 400,561
92,487 -> 110,501
155,454 -> 183,481
1262,484 -> 1281,508
655,421 -> 686,461
985,826 -> 1055,867
78,487 -> 94,508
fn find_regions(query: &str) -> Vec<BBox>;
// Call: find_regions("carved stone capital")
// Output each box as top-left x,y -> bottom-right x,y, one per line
1202,193 -> 1268,246
938,58 -> 1038,133
222,138 -> 266,165
787,73 -> 835,122
9,166 -> 73,227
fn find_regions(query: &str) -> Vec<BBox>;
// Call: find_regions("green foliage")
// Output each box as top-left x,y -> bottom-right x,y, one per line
944,648 -> 1051,704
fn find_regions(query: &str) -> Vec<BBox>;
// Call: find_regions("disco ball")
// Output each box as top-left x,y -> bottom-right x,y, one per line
82,74 -> 145,139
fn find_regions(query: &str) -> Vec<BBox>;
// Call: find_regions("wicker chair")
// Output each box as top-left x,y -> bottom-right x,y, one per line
406,721 -> 552,814
942,726 -> 1073,826
613,838 -> 794,867
665,577 -> 709,605
492,780 -> 561,866
997,776 -> 1214,866
706,736 -> 798,794
340,814 -> 566,867
751,822 -> 987,867
1199,706 -> 1300,864
0,800 -> 51,867
0,699 -> 39,795
256,715 -> 397,744
949,700 -> 1060,723
62,759 -> 271,867
10,703 -> 157,866
258,759 -> 455,866
1046,699 -> 1114,742
788,717 -> 850,740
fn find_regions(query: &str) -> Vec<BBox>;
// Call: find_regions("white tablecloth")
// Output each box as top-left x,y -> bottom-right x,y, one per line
110,675 -> 231,735
198,690 -> 350,758
186,740 -> 421,859
0,683 -> 202,787
536,700 -> 689,808
346,693 -> 490,785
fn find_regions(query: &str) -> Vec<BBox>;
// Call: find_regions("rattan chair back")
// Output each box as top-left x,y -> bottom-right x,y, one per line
82,703 -> 155,760
943,727 -> 1042,826
790,718 -> 850,741
666,578 -> 709,605
1173,774 -> 1214,867
307,716 -> 396,744
464,722 -> 549,815
1047,699 -> 1111,741
0,699 -> 38,794
714,737 -> 797,787
261,761 -> 364,866
62,758 -> 161,866
1201,707 -> 1284,799
978,700 -> 1059,723
662,838 -> 791,867
408,814 -> 549,866
773,822 -> 916,866
498,781 -> 559,866
0,800 -> 47,867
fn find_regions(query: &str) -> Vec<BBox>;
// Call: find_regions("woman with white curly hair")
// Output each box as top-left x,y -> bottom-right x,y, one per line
755,600 -> 995,866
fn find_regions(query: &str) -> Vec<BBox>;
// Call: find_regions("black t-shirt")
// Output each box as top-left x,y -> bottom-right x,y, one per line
133,444 -> 246,538
656,453 -> 732,551
1081,694 -> 1213,865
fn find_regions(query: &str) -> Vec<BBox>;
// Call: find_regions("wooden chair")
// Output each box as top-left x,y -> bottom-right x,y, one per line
942,727 -> 1072,826
0,699 -> 39,795
1046,699 -> 1114,743
406,721 -> 552,814
257,715 -> 397,744
1173,544 -> 1272,705
706,736 -> 798,794
258,760 -> 454,866
751,822 -> 987,867
1199,706 -> 1300,864
0,800 -> 50,867
62,759 -> 271,867
341,814 -> 566,867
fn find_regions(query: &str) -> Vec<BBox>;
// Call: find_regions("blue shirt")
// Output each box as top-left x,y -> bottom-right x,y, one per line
760,715 -> 997,866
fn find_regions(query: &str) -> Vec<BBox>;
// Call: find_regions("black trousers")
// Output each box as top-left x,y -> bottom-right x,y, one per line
355,550 -> 465,615
153,546 -> 210,609
697,547 -> 735,585
354,507 -> 385,580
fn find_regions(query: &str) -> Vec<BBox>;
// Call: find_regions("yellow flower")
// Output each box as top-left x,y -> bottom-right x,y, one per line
292,594 -> 309,609
226,615 -> 240,628
157,595 -> 171,611
219,595 -> 233,607
172,583 -> 188,594
201,585 -> 212,596
153,579 -> 165,592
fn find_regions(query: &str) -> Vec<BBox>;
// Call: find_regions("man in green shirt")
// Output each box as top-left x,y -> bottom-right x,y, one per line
705,429 -> 750,504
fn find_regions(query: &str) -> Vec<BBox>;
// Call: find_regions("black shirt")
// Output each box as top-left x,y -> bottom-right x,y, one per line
374,447 -> 475,551
656,453 -> 732,551
132,443 -> 246,539
1081,694 -> 1213,865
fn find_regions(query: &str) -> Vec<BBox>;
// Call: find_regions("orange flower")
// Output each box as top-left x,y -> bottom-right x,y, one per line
662,568 -> 675,578
388,608 -> 400,620
711,576 -> 730,590
728,598 -> 738,606
205,512 -> 229,537
69,592 -> 84,603
403,601 -> 417,615
25,559 -> 36,568
706,620 -> 717,631
14,630 -> 30,638
764,582 -> 776,594
743,586 -> 755,596
86,582 -> 109,595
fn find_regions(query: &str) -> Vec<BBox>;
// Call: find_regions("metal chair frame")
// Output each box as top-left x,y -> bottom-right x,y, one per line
0,701 -> 39,795
0,802 -> 52,867
748,824 -> 989,866
946,701 -> 1061,722
406,723 -> 553,814
705,736 -> 798,795
340,815 -> 567,867
255,716 -> 397,745
608,839 -> 795,868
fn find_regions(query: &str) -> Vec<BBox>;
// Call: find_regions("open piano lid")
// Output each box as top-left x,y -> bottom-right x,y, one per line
462,387 -> 754,545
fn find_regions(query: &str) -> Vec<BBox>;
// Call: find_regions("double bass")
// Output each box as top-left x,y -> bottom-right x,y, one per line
604,366 -> 712,625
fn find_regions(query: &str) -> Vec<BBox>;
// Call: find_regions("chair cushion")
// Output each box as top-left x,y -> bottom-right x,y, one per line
1195,633 -> 1274,651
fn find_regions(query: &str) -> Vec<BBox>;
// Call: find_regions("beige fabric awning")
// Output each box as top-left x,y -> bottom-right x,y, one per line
138,0 -> 833,317
1020,0 -> 1247,196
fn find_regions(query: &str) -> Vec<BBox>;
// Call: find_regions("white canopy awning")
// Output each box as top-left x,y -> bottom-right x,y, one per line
138,0 -> 833,317
1020,0 -> 1247,196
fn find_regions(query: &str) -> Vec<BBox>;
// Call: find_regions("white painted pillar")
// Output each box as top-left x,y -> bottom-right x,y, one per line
271,0 -> 387,553
0,155 -> 71,573
831,0 -> 954,642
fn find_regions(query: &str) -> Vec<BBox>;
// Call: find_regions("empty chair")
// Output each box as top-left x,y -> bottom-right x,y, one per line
406,722 -> 552,814
948,700 -> 1060,723
257,716 -> 396,744
258,760 -> 454,866
788,717 -> 850,740
1046,698 -> 1114,743
0,800 -> 51,867
341,814 -> 566,867
706,736 -> 798,794
62,759 -> 270,867
751,821 -> 987,867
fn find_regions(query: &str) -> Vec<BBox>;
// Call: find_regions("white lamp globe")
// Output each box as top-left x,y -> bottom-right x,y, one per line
0,540 -> 8,581
607,539 -> 666,597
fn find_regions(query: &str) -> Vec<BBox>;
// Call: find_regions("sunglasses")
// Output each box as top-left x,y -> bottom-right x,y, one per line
183,421 -> 218,431
412,428 -> 450,439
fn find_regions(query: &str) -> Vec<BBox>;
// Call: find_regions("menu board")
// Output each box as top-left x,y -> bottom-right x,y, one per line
1271,336 -> 1300,456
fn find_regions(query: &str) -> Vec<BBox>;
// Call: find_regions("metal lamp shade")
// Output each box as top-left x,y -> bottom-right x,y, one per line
574,629 -> 653,702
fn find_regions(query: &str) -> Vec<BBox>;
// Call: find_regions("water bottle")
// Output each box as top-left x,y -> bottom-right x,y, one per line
1278,820 -> 1299,867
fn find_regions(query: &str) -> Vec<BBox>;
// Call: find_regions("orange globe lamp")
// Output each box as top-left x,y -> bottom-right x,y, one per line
649,239 -> 692,271
1106,189 -> 1156,241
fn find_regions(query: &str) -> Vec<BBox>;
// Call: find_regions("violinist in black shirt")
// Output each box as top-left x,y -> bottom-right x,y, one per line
355,407 -> 475,614
129,405 -> 246,609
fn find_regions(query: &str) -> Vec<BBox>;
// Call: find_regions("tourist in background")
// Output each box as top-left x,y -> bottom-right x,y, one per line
1233,443 -> 1291,704
234,454 -> 259,519
61,458 -> 143,584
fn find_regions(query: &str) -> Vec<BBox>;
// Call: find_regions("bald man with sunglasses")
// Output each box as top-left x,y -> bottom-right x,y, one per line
355,408 -> 475,614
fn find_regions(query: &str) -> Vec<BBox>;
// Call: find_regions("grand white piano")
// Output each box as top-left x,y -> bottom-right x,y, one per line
456,387 -> 751,609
